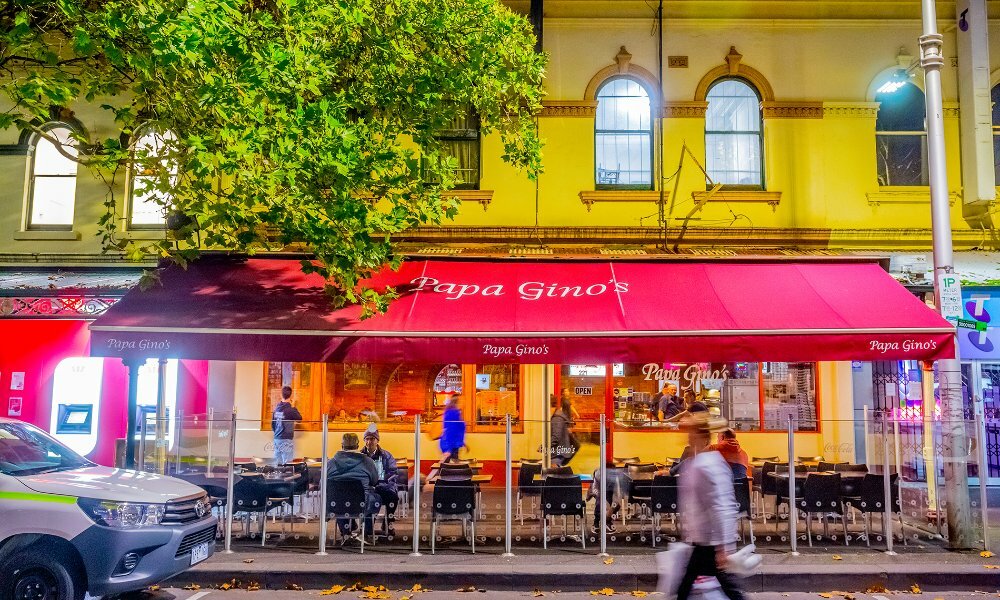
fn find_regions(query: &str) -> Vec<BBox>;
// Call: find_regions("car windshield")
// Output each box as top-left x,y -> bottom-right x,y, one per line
0,422 -> 91,476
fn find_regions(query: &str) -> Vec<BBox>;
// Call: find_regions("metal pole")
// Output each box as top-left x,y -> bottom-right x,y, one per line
206,407 -> 215,476
976,411 -> 991,552
599,414 -> 608,557
138,414 -> 148,472
224,412 -> 237,554
123,358 -> 141,470
503,414 -> 514,557
883,414 -> 896,555
174,409 -> 184,476
317,414 -> 329,555
543,366 -> 551,469
921,0 -> 973,548
411,414 -> 422,556
787,416 -> 798,555
863,406 -> 872,468
893,413 -> 902,473
156,358 -> 168,474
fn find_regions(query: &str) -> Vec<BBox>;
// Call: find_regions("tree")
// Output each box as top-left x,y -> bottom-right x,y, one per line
1,0 -> 545,314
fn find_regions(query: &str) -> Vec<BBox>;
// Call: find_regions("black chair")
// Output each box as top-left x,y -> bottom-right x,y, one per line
734,477 -> 754,544
541,474 -> 586,549
431,477 -> 477,554
758,461 -> 786,523
796,472 -> 848,546
817,461 -> 847,472
395,465 -> 411,518
517,461 -> 544,523
650,474 -> 679,547
752,456 -> 779,463
614,456 -> 641,465
844,473 -> 905,547
439,463 -> 474,478
232,474 -> 291,546
836,463 -> 869,473
625,463 -> 657,528
543,465 -> 573,476
286,463 -> 310,522
326,478 -> 380,552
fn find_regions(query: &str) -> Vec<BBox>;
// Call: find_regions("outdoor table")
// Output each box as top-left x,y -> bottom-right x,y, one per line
768,471 -> 865,499
430,460 -> 483,470
427,473 -> 493,485
531,473 -> 595,483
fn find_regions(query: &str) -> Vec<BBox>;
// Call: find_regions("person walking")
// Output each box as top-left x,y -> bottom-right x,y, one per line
439,393 -> 466,463
361,424 -> 400,535
674,413 -> 745,600
550,397 -> 578,466
271,386 -> 302,465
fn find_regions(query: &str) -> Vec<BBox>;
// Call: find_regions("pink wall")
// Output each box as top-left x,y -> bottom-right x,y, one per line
0,319 -> 207,465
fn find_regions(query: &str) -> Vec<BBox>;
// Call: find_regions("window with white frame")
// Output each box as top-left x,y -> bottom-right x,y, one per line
595,77 -> 653,189
27,125 -> 79,229
875,78 -> 927,186
992,84 -> 1000,185
129,127 -> 177,228
705,78 -> 763,188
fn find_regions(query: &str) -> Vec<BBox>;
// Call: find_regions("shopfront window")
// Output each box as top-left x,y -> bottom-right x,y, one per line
762,362 -> 817,431
261,362 -> 523,432
559,364 -> 607,420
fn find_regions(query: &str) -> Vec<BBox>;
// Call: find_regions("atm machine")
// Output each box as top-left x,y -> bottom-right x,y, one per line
49,357 -> 104,457
135,358 -> 178,450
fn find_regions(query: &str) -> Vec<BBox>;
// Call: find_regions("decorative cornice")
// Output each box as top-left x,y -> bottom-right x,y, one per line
694,47 -> 775,103
866,188 -> 961,208
445,189 -> 494,211
540,101 -> 598,118
578,190 -> 669,212
761,101 -> 823,119
664,101 -> 709,118
0,296 -> 119,318
822,102 -> 880,118
692,190 -> 782,211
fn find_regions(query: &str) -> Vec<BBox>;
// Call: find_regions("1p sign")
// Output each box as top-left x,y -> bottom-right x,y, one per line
938,273 -> 963,321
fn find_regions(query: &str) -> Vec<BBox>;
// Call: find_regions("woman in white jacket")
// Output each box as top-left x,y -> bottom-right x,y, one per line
675,413 -> 745,600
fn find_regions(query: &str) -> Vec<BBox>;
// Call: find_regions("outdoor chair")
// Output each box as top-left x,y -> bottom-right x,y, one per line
326,478 -> 381,552
756,461 -> 784,523
232,473 -> 291,546
796,472 -> 848,546
541,474 -> 586,549
543,465 -> 573,476
843,473 -> 905,547
818,461 -> 847,472
650,474 -> 679,547
516,461 -> 544,523
734,477 -> 755,544
625,463 -> 657,528
614,456 -> 641,465
431,477 -> 477,554
395,465 -> 410,518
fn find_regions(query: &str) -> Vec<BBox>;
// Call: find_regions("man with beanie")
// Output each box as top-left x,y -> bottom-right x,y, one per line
271,386 -> 302,465
327,432 -> 379,541
361,423 -> 400,535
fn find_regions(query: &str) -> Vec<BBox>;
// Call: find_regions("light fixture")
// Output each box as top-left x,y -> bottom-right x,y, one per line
876,69 -> 910,94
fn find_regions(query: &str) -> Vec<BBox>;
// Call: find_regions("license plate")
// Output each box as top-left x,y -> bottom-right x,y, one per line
190,542 -> 210,565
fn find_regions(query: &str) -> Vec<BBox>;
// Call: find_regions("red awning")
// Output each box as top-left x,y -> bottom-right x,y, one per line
89,257 -> 955,363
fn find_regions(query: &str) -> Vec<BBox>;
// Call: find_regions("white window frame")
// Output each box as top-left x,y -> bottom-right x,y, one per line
25,123 -> 80,230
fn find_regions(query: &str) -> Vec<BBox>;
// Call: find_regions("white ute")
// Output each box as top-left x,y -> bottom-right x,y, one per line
0,418 -> 217,599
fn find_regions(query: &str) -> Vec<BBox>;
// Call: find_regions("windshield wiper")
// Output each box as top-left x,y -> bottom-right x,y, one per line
15,465 -> 74,476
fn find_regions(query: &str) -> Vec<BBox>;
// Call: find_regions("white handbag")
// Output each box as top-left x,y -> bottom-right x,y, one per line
725,543 -> 763,578
656,542 -> 694,597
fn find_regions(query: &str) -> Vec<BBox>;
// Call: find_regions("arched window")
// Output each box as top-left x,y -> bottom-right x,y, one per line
705,78 -> 763,188
875,79 -> 927,186
992,84 -> 1000,185
27,124 -> 79,229
128,127 -> 177,228
595,77 -> 653,189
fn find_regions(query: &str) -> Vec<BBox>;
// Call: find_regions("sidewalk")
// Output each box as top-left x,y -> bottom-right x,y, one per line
178,548 -> 1000,592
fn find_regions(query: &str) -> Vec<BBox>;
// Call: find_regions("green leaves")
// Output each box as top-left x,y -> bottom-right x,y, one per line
1,0 -> 545,316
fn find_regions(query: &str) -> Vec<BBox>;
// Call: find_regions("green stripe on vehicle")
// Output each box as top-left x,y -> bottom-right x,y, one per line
0,491 -> 76,504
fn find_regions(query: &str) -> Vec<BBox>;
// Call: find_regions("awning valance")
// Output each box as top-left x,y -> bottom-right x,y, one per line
89,257 -> 955,363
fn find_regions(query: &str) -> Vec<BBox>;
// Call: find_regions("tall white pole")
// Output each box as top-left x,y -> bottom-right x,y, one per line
920,0 -> 973,547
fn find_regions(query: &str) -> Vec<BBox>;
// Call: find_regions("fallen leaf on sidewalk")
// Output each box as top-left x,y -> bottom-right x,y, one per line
400,596 -> 413,600
148,585 -> 160,592
348,582 -> 363,591
287,583 -> 304,591
982,551 -> 995,558
532,591 -> 546,597
243,558 -> 255,563
411,584 -> 427,593
866,585 -> 889,594
457,586 -> 479,593
218,581 -> 232,591
604,557 -> 615,565
911,585 -> 922,594
320,585 -> 345,595
246,582 -> 261,591
591,589 -> 615,596
183,584 -> 201,591
985,565 -> 1000,569
631,591 -> 649,597
362,592 -> 390,599
819,593 -> 834,598
832,555 -> 843,561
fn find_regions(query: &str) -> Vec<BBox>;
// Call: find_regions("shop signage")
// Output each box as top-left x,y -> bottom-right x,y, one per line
7,397 -> 21,417
956,318 -> 988,332
641,363 -> 729,386
574,386 -> 593,395
937,273 -> 963,321
410,276 -> 629,301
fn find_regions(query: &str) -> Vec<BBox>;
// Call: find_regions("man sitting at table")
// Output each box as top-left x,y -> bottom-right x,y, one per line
361,424 -> 400,536
327,432 -> 379,543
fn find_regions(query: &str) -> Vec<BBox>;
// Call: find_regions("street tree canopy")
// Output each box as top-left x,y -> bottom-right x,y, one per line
1,0 -> 545,315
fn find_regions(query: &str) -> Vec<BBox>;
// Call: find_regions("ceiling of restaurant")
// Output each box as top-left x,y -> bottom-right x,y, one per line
503,1 -> 1000,20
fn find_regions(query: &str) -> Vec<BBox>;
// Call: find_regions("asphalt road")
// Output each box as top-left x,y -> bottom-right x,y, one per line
125,591 -> 1000,600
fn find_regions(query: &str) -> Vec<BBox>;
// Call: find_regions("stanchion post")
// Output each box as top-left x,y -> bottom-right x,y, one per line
206,407 -> 215,476
317,414 -> 329,555
864,406 -> 872,467
138,415 -> 147,472
599,414 -> 608,557
224,412 -> 237,554
883,413 -> 896,555
503,414 -> 514,557
174,409 -> 184,475
787,416 -> 798,556
411,414 -> 422,556
976,412 -> 991,552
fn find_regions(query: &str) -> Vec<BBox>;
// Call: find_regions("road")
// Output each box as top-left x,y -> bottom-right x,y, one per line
127,591 -> 999,600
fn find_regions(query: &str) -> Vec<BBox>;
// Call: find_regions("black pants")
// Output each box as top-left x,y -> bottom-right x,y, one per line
373,483 -> 399,518
676,544 -> 745,600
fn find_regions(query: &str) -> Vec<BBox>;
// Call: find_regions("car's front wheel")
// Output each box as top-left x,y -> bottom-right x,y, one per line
0,546 -> 83,600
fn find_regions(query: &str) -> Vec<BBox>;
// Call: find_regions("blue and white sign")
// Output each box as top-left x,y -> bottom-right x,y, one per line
957,290 -> 998,359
